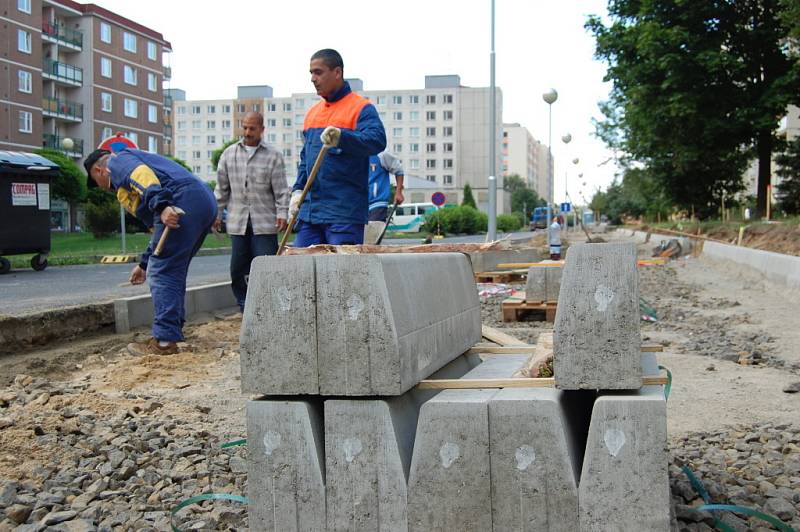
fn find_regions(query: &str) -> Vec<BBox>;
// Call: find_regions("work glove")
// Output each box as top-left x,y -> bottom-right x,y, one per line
320,126 -> 341,147
288,190 -> 303,219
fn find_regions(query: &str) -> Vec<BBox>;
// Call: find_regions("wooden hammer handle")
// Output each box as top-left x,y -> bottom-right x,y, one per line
153,226 -> 171,256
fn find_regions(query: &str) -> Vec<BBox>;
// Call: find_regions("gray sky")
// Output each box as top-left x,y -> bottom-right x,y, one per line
99,0 -> 616,204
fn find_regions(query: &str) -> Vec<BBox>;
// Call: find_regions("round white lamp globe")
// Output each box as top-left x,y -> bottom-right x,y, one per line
61,137 -> 74,150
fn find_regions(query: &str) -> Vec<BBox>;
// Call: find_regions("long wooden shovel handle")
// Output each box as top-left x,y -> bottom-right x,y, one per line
153,226 -> 171,256
277,144 -> 331,256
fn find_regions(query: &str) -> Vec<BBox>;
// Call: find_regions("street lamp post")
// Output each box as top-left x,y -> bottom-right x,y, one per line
542,89 -> 558,231
561,133 -> 572,231
488,0 -> 497,242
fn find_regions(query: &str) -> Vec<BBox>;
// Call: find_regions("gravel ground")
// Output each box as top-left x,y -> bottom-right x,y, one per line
0,236 -> 797,530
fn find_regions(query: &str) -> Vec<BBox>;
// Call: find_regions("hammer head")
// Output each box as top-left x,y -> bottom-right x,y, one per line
173,206 -> 186,216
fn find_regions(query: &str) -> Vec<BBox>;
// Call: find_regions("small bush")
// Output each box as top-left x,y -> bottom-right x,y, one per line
86,201 -> 120,238
496,213 -> 522,232
424,205 -> 488,235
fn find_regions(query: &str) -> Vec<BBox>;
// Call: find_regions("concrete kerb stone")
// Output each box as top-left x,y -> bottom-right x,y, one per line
579,353 -> 670,531
524,263 -> 563,303
554,242 -> 643,390
467,248 -> 543,273
241,252 -> 481,396
114,281 -> 236,334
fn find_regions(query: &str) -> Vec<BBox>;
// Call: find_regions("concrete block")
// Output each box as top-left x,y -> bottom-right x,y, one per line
316,253 -> 481,395
579,353 -> 669,531
488,387 -> 581,532
524,264 -> 563,303
554,242 -> 642,389
468,248 -> 542,273
407,355 -> 527,532
246,399 -> 326,532
240,256 -> 319,394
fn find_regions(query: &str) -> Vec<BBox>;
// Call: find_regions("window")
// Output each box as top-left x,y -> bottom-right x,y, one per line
282,133 -> 292,143
205,120 -> 215,129
18,111 -> 32,133
392,95 -> 402,105
124,65 -> 137,85
191,120 -> 201,128
124,98 -> 137,118
102,127 -> 113,139
267,118 -> 277,127
178,136 -> 187,146
443,127 -> 453,137
127,132 -> 138,145
252,104 -> 260,112
295,98 -> 305,108
193,165 -> 201,173
207,105 -> 216,114
100,22 -> 111,43
379,111 -> 387,121
443,110 -> 453,121
426,95 -> 436,104
267,103 -> 276,112
376,96 -> 386,105
409,95 -> 419,104
393,112 -> 403,121
192,150 -> 201,158
18,70 -> 32,93
426,127 -> 436,137
410,159 -> 419,170
101,92 -> 112,112
207,135 -> 216,144
191,105 -> 201,114
177,121 -> 186,130
283,118 -> 292,127
426,175 -> 436,182
443,94 -> 453,104
237,104 -> 246,113
147,72 -> 157,92
123,32 -> 137,53
18,30 -> 31,54
444,159 -> 453,169
296,130 -> 304,140
409,143 -> 419,153
147,41 -> 157,61
192,135 -> 201,145
222,104 -> 231,113
443,142 -> 453,153
283,148 -> 292,157
176,150 -> 186,159
206,150 -> 213,158
444,175 -> 453,185
392,127 -> 403,137
426,111 -> 436,121
295,114 -> 304,124
426,159 -> 437,169
410,111 -> 419,121
283,103 -> 292,111
148,136 -> 157,153
177,106 -> 186,114
267,133 -> 277,143
17,0 -> 31,13
148,104 -> 158,123
393,143 -> 402,153
222,119 -> 231,129
426,143 -> 436,153
100,57 -> 112,78
410,127 -> 420,138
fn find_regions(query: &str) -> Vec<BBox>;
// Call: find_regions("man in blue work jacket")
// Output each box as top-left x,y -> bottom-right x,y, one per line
84,148 -> 217,356
289,48 -> 386,246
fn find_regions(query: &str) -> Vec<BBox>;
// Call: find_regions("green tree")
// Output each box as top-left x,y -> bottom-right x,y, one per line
211,138 -> 239,171
776,137 -> 800,214
167,155 -> 192,172
461,183 -> 477,209
206,180 -> 217,192
35,148 -> 87,232
503,174 -> 527,194
587,0 -> 800,218
511,188 -> 544,218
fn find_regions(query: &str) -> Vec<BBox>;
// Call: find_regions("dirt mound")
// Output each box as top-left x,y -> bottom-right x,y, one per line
643,222 -> 800,256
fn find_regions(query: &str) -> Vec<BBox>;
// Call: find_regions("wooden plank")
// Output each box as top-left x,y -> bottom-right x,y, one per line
642,345 -> 664,352
417,375 -> 668,390
481,325 -> 528,346
467,346 -> 535,355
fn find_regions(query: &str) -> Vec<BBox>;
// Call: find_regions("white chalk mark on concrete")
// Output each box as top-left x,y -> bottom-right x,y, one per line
346,294 -> 364,321
439,442 -> 460,469
343,437 -> 363,463
275,287 -> 292,311
604,427 -> 626,457
263,430 -> 281,456
594,284 -> 615,312
515,445 -> 536,471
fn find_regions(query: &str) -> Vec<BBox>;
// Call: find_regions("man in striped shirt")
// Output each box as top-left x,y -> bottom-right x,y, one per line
214,112 -> 290,311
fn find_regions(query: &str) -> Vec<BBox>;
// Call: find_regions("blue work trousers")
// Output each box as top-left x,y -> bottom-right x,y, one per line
230,222 -> 278,311
146,185 -> 216,342
294,220 -> 365,247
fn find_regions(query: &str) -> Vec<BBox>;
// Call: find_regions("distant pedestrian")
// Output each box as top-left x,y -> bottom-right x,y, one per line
214,112 -> 289,311
368,151 -> 405,222
548,217 -> 562,260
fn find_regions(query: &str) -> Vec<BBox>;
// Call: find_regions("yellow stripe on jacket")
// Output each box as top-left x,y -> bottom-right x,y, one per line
116,165 -> 160,215
117,188 -> 140,215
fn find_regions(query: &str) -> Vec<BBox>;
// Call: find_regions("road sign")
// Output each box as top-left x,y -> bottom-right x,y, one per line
560,202 -> 571,213
98,133 -> 138,152
431,191 -> 446,206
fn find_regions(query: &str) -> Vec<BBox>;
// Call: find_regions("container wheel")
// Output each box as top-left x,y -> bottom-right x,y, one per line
0,258 -> 10,274
31,254 -> 48,272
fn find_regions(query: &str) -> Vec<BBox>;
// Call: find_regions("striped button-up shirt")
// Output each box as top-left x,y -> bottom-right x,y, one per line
215,140 -> 290,235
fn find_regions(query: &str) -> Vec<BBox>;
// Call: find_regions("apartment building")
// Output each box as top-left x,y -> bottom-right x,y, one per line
1,0 -> 171,162
502,122 -> 553,204
171,74 -> 509,212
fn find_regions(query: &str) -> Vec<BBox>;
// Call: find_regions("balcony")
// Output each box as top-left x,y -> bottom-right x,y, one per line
164,94 -> 173,109
163,65 -> 172,80
41,22 -> 83,50
42,59 -> 83,86
163,124 -> 173,140
42,97 -> 83,122
43,133 -> 84,157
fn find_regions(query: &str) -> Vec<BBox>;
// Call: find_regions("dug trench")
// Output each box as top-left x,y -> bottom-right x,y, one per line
0,233 -> 797,530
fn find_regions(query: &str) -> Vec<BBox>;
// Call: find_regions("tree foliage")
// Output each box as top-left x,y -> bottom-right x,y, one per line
34,149 -> 86,203
461,183 -> 477,208
167,155 -> 192,172
776,136 -> 800,214
211,138 -> 239,171
587,0 -> 800,218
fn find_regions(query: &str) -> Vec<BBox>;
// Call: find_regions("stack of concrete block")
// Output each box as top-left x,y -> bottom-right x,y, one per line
241,245 -> 669,531
524,263 -> 563,303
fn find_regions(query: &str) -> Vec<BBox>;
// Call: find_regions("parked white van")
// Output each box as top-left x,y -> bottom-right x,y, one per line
387,203 -> 440,233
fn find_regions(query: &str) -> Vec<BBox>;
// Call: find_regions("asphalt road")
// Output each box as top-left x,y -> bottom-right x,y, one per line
0,230 -> 537,316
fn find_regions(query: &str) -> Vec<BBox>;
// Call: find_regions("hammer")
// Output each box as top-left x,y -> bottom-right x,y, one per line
153,206 -> 185,256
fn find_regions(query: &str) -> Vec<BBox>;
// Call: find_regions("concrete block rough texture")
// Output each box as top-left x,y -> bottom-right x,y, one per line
488,387 -> 579,532
579,353 -> 669,531
524,264 -> 563,303
468,248 -> 542,273
407,355 -> 526,532
316,253 -> 481,395
240,256 -> 318,394
246,400 -> 326,532
554,242 -> 642,389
